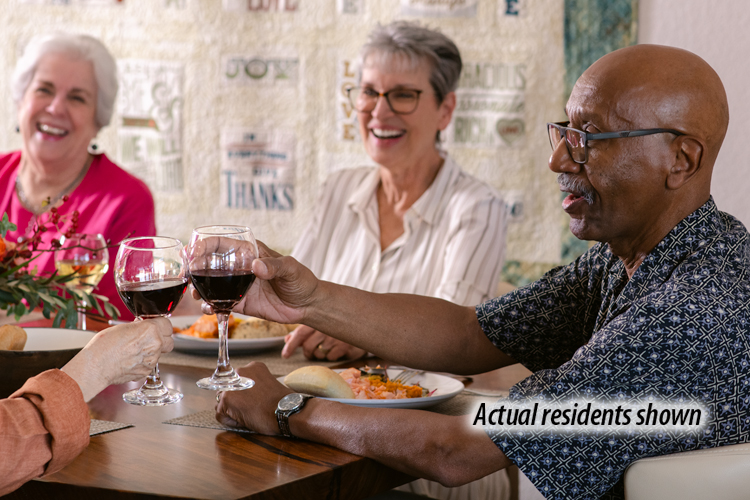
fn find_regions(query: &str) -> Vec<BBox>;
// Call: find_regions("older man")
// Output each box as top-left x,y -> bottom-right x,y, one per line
213,44 -> 749,499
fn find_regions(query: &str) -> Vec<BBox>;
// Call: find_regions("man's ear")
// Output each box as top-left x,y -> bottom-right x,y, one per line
666,136 -> 704,190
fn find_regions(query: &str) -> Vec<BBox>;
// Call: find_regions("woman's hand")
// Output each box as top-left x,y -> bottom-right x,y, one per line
61,318 -> 174,402
193,240 -> 322,326
282,325 -> 367,361
215,362 -> 291,435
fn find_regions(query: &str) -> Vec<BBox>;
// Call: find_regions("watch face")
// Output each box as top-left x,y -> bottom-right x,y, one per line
278,393 -> 305,411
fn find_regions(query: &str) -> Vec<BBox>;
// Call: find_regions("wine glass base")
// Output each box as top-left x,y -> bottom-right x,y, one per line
122,387 -> 184,406
196,376 -> 254,391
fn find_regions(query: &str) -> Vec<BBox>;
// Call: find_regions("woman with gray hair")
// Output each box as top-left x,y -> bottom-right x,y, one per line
286,20 -> 507,360
0,33 -> 156,320
280,20 -> 509,500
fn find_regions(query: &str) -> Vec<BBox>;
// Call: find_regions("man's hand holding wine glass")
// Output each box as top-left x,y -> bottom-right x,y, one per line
193,240 -> 321,326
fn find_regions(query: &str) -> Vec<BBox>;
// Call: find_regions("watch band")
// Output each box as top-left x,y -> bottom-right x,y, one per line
276,394 -> 313,438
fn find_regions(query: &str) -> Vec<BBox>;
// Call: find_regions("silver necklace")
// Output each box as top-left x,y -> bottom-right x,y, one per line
15,156 -> 92,216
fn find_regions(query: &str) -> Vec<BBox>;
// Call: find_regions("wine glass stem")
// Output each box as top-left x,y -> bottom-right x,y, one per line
145,364 -> 161,388
78,298 -> 87,331
135,316 -> 166,390
216,311 -> 232,375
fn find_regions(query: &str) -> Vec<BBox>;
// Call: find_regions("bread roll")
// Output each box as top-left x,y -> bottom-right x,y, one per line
0,325 -> 27,350
231,317 -> 287,339
284,366 -> 355,398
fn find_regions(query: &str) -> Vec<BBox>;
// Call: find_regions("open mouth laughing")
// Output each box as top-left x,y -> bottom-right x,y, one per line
370,128 -> 405,140
37,122 -> 68,137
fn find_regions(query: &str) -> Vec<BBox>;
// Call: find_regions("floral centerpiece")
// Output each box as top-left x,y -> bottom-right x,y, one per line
0,201 -> 119,328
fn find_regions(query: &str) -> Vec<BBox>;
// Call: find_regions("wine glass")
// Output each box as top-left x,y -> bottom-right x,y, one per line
187,225 -> 257,391
54,233 -> 109,331
115,236 -> 188,406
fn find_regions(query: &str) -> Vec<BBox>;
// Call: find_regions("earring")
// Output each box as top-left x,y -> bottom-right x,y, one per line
87,141 -> 100,155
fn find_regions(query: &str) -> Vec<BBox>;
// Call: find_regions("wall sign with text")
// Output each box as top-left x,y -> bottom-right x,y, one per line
400,0 -> 477,18
336,58 -> 360,143
444,61 -> 526,148
19,0 -> 121,4
222,55 -> 300,86
117,59 -> 184,192
223,0 -> 298,12
220,129 -> 296,212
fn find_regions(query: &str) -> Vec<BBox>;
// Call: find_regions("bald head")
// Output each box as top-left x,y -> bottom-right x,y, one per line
554,45 -> 729,266
574,44 -> 728,171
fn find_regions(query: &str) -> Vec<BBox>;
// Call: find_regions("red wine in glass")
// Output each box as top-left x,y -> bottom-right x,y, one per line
189,270 -> 255,312
118,279 -> 188,317
115,236 -> 187,406
187,225 -> 258,391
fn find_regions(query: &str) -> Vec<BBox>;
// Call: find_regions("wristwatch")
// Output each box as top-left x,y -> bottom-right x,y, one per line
276,393 -> 313,438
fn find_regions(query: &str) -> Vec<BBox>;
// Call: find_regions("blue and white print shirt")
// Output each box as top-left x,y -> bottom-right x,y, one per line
476,197 -> 750,499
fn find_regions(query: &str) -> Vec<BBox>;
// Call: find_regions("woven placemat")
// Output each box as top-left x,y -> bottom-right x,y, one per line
159,349 -> 339,376
163,410 -> 252,433
164,391 -> 505,435
90,419 -> 133,436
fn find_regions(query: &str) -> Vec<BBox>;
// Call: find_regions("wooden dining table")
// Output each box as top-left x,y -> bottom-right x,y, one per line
7,318 -> 532,500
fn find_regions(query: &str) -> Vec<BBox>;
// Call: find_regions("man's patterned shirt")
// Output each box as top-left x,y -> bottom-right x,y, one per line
476,198 -> 750,499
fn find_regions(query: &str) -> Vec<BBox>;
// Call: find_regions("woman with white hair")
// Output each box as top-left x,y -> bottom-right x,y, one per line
0,33 -> 156,320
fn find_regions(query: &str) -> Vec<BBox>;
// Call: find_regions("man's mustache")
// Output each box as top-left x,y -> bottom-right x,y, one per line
557,174 -> 595,204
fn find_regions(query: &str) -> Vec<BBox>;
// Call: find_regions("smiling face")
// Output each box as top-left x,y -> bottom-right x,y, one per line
549,75 -> 676,248
17,52 -> 99,169
357,55 -> 454,172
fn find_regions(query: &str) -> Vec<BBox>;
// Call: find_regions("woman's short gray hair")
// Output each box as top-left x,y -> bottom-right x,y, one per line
11,33 -> 118,128
359,21 -> 462,104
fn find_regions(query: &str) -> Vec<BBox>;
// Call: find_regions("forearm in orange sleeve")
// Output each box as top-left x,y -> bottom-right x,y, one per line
0,369 -> 90,496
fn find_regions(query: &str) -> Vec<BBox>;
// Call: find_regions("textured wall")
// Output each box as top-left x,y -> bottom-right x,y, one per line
639,0 -> 750,228
0,0 -> 565,278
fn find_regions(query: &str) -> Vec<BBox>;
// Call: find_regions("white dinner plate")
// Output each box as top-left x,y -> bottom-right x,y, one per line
23,327 -> 95,351
280,369 -> 465,409
170,315 -> 286,355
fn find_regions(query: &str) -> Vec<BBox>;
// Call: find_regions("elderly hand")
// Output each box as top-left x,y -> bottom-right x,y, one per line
215,362 -> 292,435
282,325 -> 366,361
61,318 -> 174,402
193,240 -> 321,326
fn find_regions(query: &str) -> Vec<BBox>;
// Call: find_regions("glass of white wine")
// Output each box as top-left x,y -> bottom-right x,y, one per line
54,233 -> 109,330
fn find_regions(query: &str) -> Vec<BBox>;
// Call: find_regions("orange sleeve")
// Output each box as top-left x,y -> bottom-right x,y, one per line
0,369 -> 90,496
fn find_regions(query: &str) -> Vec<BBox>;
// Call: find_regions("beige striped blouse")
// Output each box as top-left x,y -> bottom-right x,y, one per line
292,155 -> 507,306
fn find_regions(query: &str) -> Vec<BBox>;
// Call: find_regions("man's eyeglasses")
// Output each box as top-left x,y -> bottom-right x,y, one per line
547,121 -> 685,164
347,87 -> 423,115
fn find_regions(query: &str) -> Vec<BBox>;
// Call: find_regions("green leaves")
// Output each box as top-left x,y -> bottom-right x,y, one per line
0,213 -> 17,238
0,273 -> 119,326
0,210 -> 119,326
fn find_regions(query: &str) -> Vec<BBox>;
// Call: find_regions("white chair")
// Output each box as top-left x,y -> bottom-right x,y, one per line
624,443 -> 750,500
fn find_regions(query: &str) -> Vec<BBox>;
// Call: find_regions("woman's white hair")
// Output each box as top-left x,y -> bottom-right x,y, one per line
11,33 -> 118,128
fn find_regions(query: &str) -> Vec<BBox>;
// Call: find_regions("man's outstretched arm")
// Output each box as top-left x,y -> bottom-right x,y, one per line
217,363 -> 512,486
233,243 -> 515,375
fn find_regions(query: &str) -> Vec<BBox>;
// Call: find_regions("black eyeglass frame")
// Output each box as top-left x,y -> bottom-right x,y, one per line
346,86 -> 424,115
547,121 -> 686,164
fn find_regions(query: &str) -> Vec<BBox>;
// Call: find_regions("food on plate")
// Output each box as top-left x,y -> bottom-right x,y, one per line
233,317 -> 288,339
284,366 -> 356,398
176,314 -> 290,340
284,365 -> 428,400
0,325 -> 27,350
340,367 -> 427,399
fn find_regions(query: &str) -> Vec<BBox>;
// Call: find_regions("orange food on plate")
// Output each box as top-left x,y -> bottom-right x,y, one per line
177,314 -> 240,339
339,367 -> 426,399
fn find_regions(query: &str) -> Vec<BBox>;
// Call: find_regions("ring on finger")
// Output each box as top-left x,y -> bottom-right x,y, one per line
216,391 -> 223,403
317,343 -> 330,355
